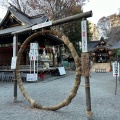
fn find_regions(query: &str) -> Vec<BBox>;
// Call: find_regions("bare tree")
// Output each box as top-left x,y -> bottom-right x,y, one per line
26,0 -> 87,20
107,26 -> 120,44
26,0 -> 89,33
0,0 -> 88,18
97,16 -> 110,39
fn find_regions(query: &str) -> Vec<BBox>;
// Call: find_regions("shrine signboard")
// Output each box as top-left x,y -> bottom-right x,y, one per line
32,21 -> 52,30
113,61 -> 119,77
81,20 -> 87,52
81,53 -> 89,76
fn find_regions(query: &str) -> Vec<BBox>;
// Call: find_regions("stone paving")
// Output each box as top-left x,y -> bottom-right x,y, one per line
0,71 -> 120,120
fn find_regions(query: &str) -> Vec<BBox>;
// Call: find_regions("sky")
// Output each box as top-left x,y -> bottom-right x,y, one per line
0,6 -> 7,19
83,0 -> 120,24
0,0 -> 120,23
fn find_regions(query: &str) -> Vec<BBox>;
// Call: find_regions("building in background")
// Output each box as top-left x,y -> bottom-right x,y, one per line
0,4 -> 63,66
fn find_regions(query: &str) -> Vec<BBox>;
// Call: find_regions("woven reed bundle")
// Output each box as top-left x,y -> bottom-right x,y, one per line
16,30 -> 81,111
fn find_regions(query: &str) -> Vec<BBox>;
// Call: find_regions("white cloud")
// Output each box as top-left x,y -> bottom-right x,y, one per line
83,0 -> 120,24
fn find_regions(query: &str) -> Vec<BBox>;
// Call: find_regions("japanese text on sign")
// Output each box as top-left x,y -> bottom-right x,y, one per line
32,21 -> 52,30
27,74 -> 37,81
81,20 -> 87,52
29,43 -> 39,61
11,56 -> 17,69
113,61 -> 119,77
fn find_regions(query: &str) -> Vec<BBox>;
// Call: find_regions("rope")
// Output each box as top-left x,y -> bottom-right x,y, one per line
16,30 -> 81,111
80,84 -> 90,88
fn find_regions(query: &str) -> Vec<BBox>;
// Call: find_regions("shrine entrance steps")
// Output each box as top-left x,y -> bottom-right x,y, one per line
90,63 -> 111,73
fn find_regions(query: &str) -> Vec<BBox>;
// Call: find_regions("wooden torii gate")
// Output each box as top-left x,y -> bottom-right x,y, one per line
11,11 -> 93,117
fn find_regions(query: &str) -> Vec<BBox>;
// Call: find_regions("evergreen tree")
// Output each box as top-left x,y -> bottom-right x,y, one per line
63,6 -> 92,56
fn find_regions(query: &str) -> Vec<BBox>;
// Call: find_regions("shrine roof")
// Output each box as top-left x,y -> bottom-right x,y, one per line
87,39 -> 113,52
0,4 -> 48,36
109,41 -> 120,49
87,41 -> 99,51
0,25 -> 31,35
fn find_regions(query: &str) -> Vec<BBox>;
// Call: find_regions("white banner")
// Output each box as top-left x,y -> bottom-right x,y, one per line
30,43 -> 38,49
81,20 -> 87,52
13,35 -> 16,57
29,50 -> 38,61
113,61 -> 119,77
29,43 -> 39,61
11,56 -> 17,69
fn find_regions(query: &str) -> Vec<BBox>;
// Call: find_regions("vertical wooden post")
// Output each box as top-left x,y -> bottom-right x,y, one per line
57,46 -> 62,66
59,46 -> 62,65
81,53 -> 92,116
81,18 -> 93,117
13,34 -> 18,102
85,76 -> 92,116
13,71 -> 17,101
52,52 -> 55,67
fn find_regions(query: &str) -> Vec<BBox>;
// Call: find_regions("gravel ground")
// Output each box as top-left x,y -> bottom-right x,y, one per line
0,71 -> 120,120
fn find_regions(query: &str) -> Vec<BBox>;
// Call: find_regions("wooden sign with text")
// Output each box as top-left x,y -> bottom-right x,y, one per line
81,53 -> 89,76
